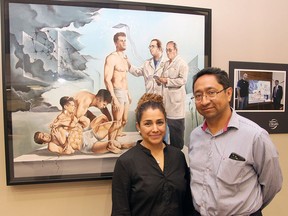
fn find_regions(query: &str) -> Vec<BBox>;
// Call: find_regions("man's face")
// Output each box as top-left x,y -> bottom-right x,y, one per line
38,132 -> 51,143
115,36 -> 126,51
96,98 -> 108,109
149,41 -> 161,57
243,73 -> 248,80
193,74 -> 232,120
64,101 -> 75,114
166,43 -> 177,61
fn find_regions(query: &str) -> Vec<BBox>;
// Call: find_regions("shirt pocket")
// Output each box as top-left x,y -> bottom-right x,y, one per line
216,158 -> 246,185
168,67 -> 178,78
169,90 -> 182,104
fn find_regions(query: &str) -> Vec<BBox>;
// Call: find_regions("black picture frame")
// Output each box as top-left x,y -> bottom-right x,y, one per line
229,61 -> 288,134
1,0 -> 211,185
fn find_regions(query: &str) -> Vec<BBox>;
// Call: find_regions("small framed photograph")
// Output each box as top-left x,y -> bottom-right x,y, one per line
229,61 -> 288,133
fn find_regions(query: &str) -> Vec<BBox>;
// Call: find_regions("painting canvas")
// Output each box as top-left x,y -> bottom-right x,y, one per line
2,0 -> 211,185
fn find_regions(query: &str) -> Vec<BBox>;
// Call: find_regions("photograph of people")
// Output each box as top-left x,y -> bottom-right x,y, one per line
234,69 -> 286,112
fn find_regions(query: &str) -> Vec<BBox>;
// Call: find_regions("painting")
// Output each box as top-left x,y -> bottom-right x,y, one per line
1,0 -> 211,185
229,61 -> 288,134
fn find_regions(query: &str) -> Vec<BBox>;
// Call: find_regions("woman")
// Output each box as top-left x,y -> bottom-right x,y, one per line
112,93 -> 194,216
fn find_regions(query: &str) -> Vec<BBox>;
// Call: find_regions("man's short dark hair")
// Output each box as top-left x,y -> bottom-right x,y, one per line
113,32 -> 126,43
166,41 -> 178,51
151,39 -> 163,52
192,67 -> 231,92
34,131 -> 44,144
96,89 -> 112,103
59,96 -> 74,109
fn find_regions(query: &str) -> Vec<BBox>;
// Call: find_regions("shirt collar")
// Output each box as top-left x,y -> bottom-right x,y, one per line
227,108 -> 239,129
137,140 -> 168,152
170,55 -> 179,63
201,108 -> 239,133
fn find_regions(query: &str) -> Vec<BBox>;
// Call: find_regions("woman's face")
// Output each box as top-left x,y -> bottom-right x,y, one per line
136,107 -> 166,146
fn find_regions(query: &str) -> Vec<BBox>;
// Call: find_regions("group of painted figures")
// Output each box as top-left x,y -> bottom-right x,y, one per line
34,90 -> 133,154
34,31 -> 189,155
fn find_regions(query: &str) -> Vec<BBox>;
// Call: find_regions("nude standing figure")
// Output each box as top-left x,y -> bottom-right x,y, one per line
104,32 -> 131,152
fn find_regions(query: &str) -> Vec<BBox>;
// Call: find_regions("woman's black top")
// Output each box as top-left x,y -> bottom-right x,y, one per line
112,140 -> 194,216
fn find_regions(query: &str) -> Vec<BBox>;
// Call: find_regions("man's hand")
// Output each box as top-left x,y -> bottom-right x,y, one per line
98,114 -> 109,124
52,128 -> 67,148
158,77 -> 168,85
112,98 -> 121,111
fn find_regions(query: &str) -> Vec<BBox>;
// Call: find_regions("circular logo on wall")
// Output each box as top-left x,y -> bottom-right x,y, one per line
269,119 -> 279,130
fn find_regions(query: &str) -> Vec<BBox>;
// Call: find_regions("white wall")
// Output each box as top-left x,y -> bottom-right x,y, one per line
0,0 -> 287,215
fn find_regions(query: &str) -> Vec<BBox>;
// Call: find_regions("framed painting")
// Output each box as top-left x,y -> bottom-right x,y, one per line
229,61 -> 288,133
1,0 -> 211,185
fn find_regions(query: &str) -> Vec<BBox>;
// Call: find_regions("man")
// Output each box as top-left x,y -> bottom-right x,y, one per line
104,32 -> 131,149
189,67 -> 282,216
157,41 -> 188,149
272,79 -> 283,110
73,89 -> 123,152
49,96 -> 86,152
128,39 -> 170,143
73,89 -> 112,122
129,39 -> 167,95
34,96 -> 83,155
34,130 -> 75,155
237,72 -> 249,109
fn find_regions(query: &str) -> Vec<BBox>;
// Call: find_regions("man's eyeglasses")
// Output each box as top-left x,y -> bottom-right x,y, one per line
166,48 -> 174,53
148,45 -> 157,49
191,87 -> 229,102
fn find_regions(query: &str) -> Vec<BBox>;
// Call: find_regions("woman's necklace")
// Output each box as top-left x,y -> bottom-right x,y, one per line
141,142 -> 164,166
